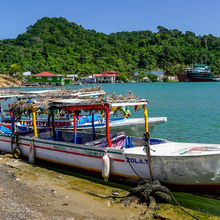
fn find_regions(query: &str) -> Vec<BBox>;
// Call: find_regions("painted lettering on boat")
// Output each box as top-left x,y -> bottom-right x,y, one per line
84,150 -> 104,157
126,157 -> 148,164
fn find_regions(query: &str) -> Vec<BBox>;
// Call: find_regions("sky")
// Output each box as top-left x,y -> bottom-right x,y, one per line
0,0 -> 220,39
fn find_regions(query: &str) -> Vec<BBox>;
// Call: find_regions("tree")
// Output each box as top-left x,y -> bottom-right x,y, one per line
118,72 -> 128,82
9,64 -> 20,76
147,73 -> 158,82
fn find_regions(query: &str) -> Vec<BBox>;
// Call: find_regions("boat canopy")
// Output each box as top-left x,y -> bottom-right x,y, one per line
10,92 -> 149,148
0,86 -> 105,100
11,96 -> 147,113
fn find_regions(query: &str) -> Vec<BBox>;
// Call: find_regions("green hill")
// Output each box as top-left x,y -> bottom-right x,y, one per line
0,17 -> 219,78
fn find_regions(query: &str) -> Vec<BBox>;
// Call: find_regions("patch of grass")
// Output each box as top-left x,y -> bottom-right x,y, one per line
157,203 -> 220,220
172,192 -> 220,217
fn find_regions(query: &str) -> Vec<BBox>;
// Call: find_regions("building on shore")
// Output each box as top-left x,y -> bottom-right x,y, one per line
66,74 -> 78,81
27,72 -> 64,86
80,76 -> 96,84
139,76 -> 151,82
22,71 -> 31,76
93,71 -> 119,83
64,78 -> 72,85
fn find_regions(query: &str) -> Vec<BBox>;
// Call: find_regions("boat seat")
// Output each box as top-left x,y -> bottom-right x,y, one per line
85,132 -> 126,149
124,137 -> 169,148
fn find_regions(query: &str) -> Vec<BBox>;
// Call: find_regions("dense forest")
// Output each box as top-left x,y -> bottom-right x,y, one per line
0,17 -> 219,79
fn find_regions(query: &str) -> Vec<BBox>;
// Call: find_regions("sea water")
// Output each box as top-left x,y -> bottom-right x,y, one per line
99,82 -> 220,143
59,82 -> 220,143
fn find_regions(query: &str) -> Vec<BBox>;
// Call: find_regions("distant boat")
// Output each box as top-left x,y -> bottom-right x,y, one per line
9,116 -> 166,136
178,64 -> 214,82
213,77 -> 220,82
55,116 -> 167,134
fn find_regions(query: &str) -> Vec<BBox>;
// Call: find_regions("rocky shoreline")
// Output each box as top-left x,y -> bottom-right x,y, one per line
0,75 -> 23,88
0,155 -> 144,219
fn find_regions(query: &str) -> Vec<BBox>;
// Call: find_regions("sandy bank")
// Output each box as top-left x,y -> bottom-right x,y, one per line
0,155 -> 218,220
0,74 -> 23,88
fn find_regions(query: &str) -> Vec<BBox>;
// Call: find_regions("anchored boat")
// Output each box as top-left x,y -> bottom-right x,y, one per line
178,64 -> 214,82
0,94 -> 219,194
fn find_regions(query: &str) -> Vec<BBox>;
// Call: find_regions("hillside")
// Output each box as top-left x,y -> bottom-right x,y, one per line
0,74 -> 23,88
0,17 -> 219,78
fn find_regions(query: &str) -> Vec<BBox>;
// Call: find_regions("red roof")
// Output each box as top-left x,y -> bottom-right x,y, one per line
101,71 -> 119,74
34,72 -> 56,76
93,73 -> 119,77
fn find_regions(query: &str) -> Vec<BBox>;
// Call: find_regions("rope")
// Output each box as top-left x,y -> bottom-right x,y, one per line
15,128 -> 20,149
169,191 -> 200,220
125,155 -> 142,178
124,153 -> 200,220
10,133 -> 16,152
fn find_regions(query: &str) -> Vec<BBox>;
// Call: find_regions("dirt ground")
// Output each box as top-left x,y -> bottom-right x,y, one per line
0,154 -> 147,220
0,154 -> 219,220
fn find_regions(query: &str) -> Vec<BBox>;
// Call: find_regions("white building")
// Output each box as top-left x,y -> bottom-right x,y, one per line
93,71 -> 119,83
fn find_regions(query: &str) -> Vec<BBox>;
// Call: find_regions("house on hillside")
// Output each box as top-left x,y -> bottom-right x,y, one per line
80,76 -> 96,84
23,71 -> 31,76
28,72 -> 64,86
93,71 -> 119,83
67,74 -> 78,81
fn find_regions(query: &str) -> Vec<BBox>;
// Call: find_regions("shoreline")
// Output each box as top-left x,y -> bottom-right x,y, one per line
0,154 -> 219,219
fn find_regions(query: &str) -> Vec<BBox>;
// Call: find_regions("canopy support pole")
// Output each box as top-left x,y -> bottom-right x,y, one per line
51,109 -> 56,140
92,113 -> 97,140
105,106 -> 111,148
32,108 -> 38,138
11,108 -> 15,134
47,112 -> 51,127
9,104 -> 15,133
144,105 -> 154,181
73,112 -> 77,144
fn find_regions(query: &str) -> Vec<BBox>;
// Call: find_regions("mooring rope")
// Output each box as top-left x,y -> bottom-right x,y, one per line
169,191 -> 200,220
124,155 -> 142,178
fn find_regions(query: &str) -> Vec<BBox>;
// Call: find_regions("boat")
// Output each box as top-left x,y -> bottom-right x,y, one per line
187,64 -> 214,82
0,89 -> 167,134
15,115 -> 167,135
55,116 -> 167,134
0,94 -> 220,194
178,64 -> 214,82
1,116 -> 167,135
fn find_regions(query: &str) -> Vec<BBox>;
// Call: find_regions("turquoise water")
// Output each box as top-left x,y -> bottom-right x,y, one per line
19,82 -> 220,142
66,82 -> 220,144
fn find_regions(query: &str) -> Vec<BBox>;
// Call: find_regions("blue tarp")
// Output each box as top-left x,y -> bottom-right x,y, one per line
0,125 -> 12,134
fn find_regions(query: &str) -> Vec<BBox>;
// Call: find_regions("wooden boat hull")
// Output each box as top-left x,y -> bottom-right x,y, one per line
0,132 -> 220,194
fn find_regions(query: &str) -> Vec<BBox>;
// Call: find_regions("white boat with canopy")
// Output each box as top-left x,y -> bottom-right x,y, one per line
0,94 -> 219,194
0,88 -> 167,134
